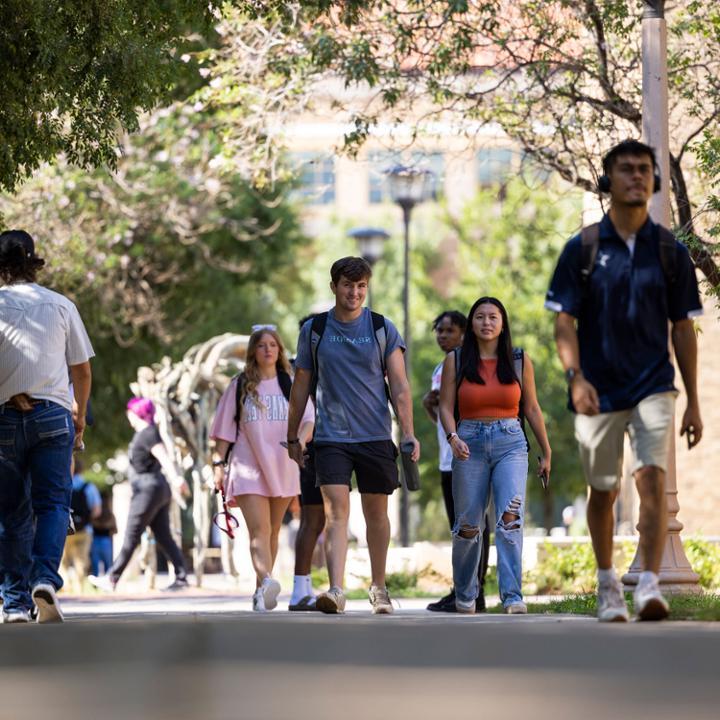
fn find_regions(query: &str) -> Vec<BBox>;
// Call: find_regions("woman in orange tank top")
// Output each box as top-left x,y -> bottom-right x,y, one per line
439,297 -> 552,614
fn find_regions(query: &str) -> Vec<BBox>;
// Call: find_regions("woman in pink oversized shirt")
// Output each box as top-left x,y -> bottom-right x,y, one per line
210,328 -> 313,612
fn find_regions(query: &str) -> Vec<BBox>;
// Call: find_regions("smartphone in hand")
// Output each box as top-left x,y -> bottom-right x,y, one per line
537,455 -> 549,490
279,441 -> 288,449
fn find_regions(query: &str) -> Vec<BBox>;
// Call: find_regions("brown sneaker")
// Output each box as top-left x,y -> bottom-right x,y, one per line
369,585 -> 394,614
316,587 -> 346,614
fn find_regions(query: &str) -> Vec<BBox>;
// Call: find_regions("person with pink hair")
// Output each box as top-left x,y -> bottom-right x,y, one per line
89,397 -> 189,591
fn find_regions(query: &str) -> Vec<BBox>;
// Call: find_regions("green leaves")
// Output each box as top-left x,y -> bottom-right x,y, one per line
0,0 -> 219,192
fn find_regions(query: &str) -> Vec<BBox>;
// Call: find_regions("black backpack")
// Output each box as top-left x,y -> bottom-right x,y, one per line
453,347 -> 529,451
71,482 -> 93,533
579,222 -> 677,295
308,311 -> 391,404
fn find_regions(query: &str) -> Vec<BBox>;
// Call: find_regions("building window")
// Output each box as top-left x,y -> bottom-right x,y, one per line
477,148 -> 514,186
367,150 -> 444,204
290,152 -> 336,205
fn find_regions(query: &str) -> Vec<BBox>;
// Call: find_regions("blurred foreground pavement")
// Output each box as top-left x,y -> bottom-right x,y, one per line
1,592 -> 719,720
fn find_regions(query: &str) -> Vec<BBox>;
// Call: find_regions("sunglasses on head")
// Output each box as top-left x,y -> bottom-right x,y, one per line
251,324 -> 277,332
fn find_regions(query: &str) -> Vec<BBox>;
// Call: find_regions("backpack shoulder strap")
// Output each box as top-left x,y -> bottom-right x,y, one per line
580,223 -> 601,286
370,311 -> 387,373
657,225 -> 677,285
233,372 -> 246,425
309,312 -> 328,397
278,370 -> 293,402
309,313 -> 328,372
512,347 -> 524,389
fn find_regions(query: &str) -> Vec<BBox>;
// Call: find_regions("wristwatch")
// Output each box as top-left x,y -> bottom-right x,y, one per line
564,368 -> 582,384
286,438 -> 300,445
212,460 -> 226,467
446,432 -> 458,443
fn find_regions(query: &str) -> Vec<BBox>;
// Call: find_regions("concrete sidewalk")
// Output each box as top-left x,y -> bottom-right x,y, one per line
3,580 -> 719,720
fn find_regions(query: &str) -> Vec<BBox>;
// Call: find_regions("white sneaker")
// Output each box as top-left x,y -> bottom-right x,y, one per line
261,577 -> 281,611
369,585 -> 394,615
597,581 -> 629,622
316,587 -> 347,614
2,609 -> 30,624
634,577 -> 670,621
88,574 -> 117,593
504,601 -> 528,615
252,588 -> 266,612
32,584 -> 64,624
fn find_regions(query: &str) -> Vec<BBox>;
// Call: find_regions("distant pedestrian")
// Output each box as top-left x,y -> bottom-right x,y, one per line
546,140 -> 703,622
287,257 -> 420,615
424,310 -> 490,614
89,398 -> 189,592
0,229 -> 94,623
90,488 -> 117,576
439,297 -> 551,614
60,458 -> 102,592
289,314 -> 326,612
210,327 -> 314,612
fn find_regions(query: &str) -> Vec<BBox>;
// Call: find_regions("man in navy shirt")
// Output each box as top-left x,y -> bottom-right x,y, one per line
546,140 -> 703,623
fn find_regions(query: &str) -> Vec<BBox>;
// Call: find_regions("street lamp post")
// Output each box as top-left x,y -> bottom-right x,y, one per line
386,165 -> 434,547
347,226 -> 390,309
622,0 -> 700,592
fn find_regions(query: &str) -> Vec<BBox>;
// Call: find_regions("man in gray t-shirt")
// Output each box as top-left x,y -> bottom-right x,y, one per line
287,256 -> 419,615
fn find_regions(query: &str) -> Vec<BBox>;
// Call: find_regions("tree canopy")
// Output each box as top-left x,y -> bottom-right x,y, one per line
226,0 -> 720,293
0,0 -> 222,193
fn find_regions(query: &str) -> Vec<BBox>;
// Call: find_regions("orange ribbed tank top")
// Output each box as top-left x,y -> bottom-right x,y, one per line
457,359 -> 521,419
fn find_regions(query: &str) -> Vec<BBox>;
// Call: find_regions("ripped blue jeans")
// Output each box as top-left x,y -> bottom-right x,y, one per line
451,419 -> 528,609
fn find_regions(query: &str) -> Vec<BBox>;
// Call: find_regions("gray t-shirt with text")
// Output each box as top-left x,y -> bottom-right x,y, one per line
295,308 -> 405,443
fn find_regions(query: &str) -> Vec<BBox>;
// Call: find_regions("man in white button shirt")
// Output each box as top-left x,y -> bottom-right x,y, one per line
0,230 -> 94,623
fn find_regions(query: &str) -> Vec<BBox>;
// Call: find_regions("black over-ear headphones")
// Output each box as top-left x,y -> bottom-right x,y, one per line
597,172 -> 661,194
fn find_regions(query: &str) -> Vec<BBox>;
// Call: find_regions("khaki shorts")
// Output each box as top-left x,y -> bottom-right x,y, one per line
574,391 -> 676,492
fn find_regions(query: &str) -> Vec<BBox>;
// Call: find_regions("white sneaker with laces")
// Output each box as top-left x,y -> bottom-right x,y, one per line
261,577 -> 281,611
252,588 -> 266,612
597,581 -> 629,622
634,576 -> 669,621
31,583 -> 64,624
316,586 -> 346,614
369,585 -> 393,615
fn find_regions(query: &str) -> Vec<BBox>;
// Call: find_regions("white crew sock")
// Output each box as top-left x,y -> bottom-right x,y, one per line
597,567 -> 617,586
290,574 -> 312,604
637,571 -> 658,589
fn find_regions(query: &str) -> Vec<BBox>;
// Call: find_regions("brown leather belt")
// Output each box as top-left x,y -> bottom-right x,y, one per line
5,393 -> 44,412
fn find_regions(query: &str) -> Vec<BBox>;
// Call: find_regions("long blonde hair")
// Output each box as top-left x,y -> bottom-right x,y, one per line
239,328 -> 292,414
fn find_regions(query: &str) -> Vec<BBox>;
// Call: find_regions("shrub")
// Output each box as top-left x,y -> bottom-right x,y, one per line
684,538 -> 720,590
528,541 -> 636,595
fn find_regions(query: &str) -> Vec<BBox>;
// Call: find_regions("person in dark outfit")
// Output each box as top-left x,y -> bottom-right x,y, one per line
89,397 -> 188,591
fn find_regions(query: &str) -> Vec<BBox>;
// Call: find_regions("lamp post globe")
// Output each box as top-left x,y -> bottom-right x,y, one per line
347,226 -> 390,268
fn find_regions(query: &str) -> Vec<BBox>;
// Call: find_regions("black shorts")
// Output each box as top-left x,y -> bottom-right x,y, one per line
299,443 -> 323,506
314,440 -> 400,495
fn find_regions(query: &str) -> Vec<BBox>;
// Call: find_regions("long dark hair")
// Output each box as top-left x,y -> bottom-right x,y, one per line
459,297 -> 518,386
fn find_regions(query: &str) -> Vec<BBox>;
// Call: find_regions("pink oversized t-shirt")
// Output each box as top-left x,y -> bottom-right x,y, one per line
210,376 -> 313,498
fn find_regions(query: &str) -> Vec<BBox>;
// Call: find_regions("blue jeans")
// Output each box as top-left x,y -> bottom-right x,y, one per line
91,535 -> 113,576
0,402 -> 74,611
451,418 -> 528,609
